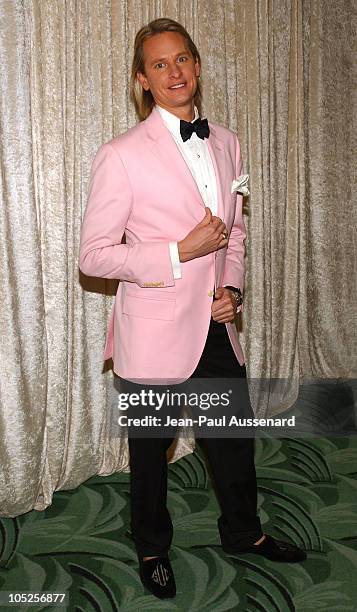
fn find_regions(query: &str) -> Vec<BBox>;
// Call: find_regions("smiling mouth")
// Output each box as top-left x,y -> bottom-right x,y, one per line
168,83 -> 186,90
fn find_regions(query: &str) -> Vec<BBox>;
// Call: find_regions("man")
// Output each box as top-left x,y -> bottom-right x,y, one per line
79,18 -> 306,600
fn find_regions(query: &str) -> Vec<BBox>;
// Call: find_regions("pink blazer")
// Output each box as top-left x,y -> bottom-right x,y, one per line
79,107 -> 246,384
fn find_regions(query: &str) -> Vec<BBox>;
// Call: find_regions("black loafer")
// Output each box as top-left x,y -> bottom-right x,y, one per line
139,555 -> 176,599
224,534 -> 307,563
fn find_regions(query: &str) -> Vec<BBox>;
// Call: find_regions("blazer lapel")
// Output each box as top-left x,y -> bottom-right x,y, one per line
206,127 -> 226,221
144,109 -> 227,222
144,109 -> 204,221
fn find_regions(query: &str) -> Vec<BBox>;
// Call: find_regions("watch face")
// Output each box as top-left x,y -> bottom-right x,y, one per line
236,288 -> 243,306
226,287 -> 243,310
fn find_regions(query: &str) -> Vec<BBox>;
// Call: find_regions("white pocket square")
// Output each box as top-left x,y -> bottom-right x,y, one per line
231,174 -> 250,196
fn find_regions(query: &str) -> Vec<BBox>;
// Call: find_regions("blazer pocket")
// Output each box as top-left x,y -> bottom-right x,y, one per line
122,294 -> 175,321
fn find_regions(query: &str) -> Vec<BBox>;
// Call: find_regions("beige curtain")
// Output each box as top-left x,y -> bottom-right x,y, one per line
0,0 -> 355,515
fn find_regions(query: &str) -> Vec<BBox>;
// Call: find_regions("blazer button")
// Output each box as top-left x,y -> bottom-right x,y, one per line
208,290 -> 214,297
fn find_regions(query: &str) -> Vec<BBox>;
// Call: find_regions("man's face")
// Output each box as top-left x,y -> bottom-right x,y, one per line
137,31 -> 200,117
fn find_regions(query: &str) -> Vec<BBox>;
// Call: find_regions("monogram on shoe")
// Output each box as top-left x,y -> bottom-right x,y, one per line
139,555 -> 176,599
151,561 -> 170,586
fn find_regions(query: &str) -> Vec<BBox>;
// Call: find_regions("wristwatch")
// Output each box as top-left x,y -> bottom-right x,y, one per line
225,286 -> 243,312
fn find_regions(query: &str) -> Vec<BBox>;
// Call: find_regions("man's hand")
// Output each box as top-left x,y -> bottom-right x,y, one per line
178,207 -> 228,263
211,287 -> 236,323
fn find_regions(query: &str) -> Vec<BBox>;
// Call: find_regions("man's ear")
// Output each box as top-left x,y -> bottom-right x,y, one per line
137,71 -> 150,91
194,59 -> 200,78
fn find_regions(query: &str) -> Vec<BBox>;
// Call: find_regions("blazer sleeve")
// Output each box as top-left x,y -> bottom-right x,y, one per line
221,136 -> 246,312
79,143 -> 175,287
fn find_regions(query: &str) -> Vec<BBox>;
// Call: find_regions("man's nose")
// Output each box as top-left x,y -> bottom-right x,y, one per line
168,62 -> 182,78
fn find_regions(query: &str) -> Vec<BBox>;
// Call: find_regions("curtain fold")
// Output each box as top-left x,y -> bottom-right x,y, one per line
298,0 -> 357,377
0,0 -> 355,515
0,0 -> 48,514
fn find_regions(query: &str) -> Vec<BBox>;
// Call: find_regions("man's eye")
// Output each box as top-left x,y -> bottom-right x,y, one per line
178,56 -> 187,62
155,63 -> 165,69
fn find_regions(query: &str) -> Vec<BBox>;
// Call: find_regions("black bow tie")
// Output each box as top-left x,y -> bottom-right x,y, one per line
180,117 -> 210,142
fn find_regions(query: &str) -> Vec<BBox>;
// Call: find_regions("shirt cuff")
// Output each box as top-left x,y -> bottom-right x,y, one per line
169,241 -> 182,280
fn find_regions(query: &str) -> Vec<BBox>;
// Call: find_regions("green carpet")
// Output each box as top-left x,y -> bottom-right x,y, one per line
1,434 -> 357,611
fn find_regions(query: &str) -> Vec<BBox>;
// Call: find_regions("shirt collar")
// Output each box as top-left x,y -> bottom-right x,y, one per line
155,104 -> 199,140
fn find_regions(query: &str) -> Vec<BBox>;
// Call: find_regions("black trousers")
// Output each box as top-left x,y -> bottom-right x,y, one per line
124,319 -> 263,556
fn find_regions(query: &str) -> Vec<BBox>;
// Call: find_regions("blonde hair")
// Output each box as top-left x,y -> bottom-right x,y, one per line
130,18 -> 202,121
